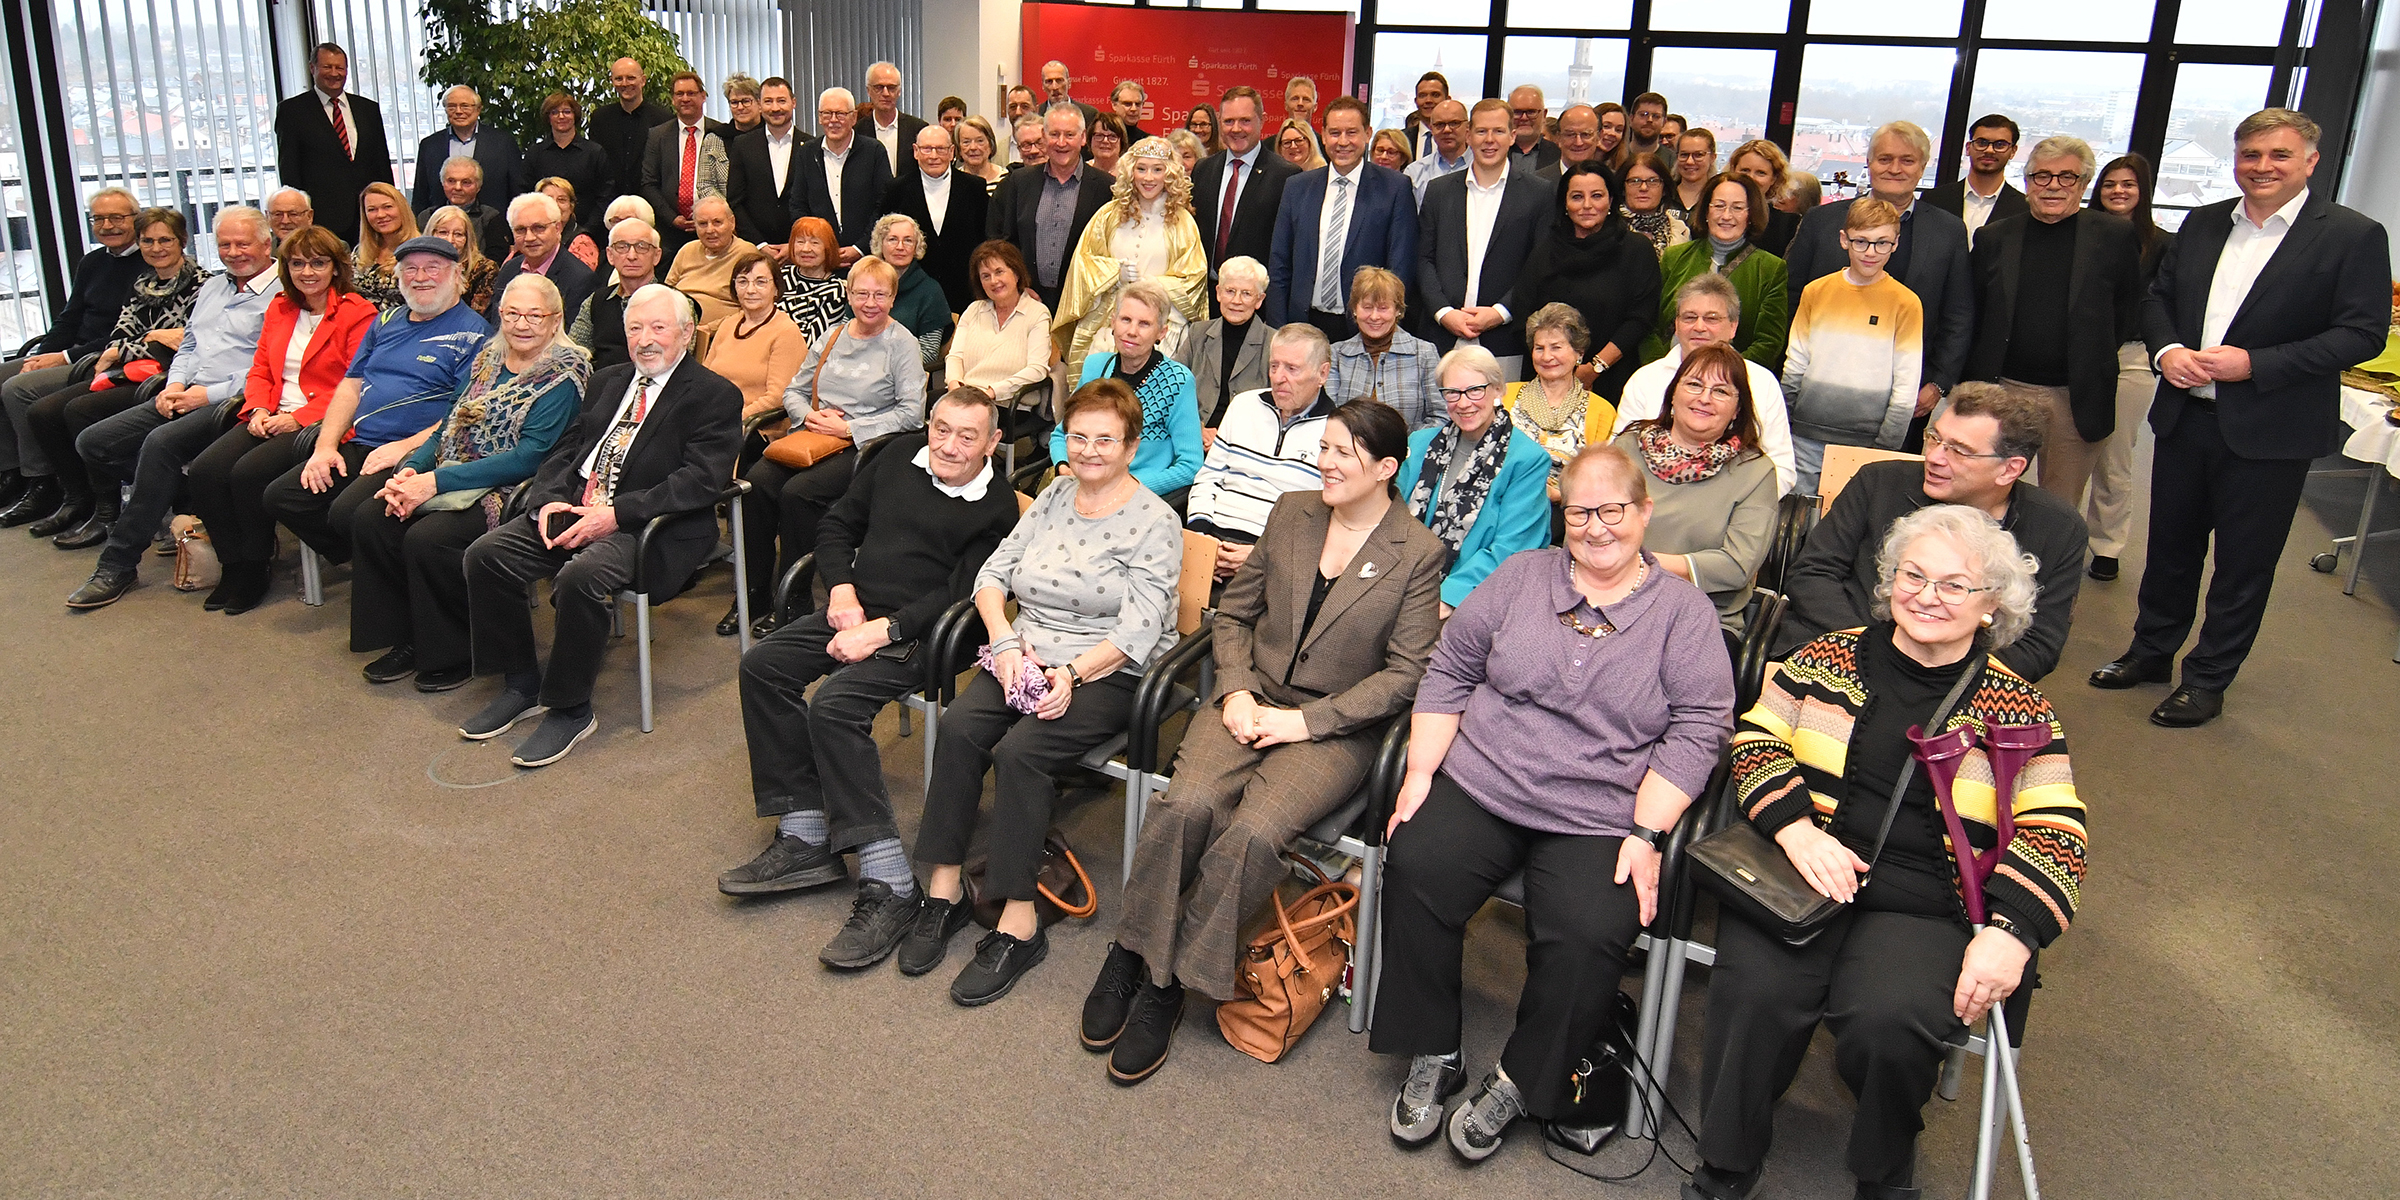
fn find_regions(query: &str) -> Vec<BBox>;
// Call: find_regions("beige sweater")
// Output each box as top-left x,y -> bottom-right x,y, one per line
665,237 -> 758,328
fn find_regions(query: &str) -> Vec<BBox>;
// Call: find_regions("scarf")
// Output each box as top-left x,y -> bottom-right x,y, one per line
1619,205 -> 1677,255
1636,421 -> 1741,484
1408,405 -> 1515,557
1510,377 -> 1590,446
434,340 -> 592,527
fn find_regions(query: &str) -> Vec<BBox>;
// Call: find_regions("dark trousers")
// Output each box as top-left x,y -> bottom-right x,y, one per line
738,612 -> 924,850
1695,908 -> 1980,1188
2128,403 -> 2313,691
92,404 -> 228,576
1306,308 -> 1356,344
350,501 -> 488,667
0,361 -> 79,475
186,426 -> 310,565
1368,772 -> 1645,1120
915,668 -> 1137,900
261,447 -> 385,564
26,380 -> 148,493
740,447 -> 856,599
464,514 -> 638,712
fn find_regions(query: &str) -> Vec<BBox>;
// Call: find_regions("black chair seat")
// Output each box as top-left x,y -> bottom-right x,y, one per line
1305,788 -> 1371,845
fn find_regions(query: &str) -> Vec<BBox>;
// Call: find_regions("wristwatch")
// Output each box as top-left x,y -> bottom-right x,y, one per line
1628,823 -> 1664,849
1066,662 -> 1085,687
884,614 -> 904,644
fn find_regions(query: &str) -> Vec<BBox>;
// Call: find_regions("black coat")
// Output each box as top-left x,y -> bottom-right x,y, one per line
520,136 -> 615,228
493,250 -> 600,335
411,126 -> 523,213
725,126 -> 807,247
29,247 -> 143,358
987,161 -> 1115,308
1416,166 -> 1549,359
524,359 -> 743,561
1966,210 -> 2146,442
1190,149 -> 1301,276
274,90 -> 394,246
861,112 -> 930,176
1513,220 -> 1661,401
792,138 -> 895,257
586,98 -> 674,215
879,171 -> 990,313
1924,179 -> 2031,231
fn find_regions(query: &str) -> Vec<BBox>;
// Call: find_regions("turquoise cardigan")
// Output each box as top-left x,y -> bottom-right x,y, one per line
1639,240 -> 1789,369
1053,351 -> 1206,496
1401,424 -> 1554,608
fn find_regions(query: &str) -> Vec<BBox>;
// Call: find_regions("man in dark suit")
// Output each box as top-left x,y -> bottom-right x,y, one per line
491,193 -> 600,329
1532,104 -> 1603,188
1418,98 -> 1548,372
1783,121 -> 1974,450
1037,60 -> 1100,141
1964,136 -> 2144,513
2091,109 -> 2391,728
792,86 -> 893,268
1109,81 -> 1153,144
880,125 -> 989,313
418,155 -> 511,265
1191,87 -> 1301,290
589,57 -> 673,218
460,282 -> 742,766
273,42 -> 392,246
1266,97 -> 1419,340
1505,86 -> 1561,172
410,86 -> 521,212
726,77 -> 807,251
860,62 -> 927,177
641,72 -> 731,262
1924,113 -> 2030,248
988,104 -> 1112,309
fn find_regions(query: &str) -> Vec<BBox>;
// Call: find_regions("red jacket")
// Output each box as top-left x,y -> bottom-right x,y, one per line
240,291 -> 379,426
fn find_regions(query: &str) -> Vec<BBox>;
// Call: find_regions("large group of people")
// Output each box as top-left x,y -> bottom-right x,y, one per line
8,38 -> 2391,1194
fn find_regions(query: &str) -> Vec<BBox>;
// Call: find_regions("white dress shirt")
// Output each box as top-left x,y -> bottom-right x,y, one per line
1960,179 -> 2004,246
921,168 -> 952,236
1615,345 -> 1798,496
1220,144 -> 1263,224
578,356 -> 683,480
821,140 -> 852,229
873,114 -> 903,173
1440,165 -> 1512,338
1314,162 -> 1364,313
766,125 -> 796,195
914,445 -> 995,500
2161,187 -> 2310,400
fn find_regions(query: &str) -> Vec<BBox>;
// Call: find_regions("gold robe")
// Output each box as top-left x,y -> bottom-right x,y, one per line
1053,200 -> 1208,380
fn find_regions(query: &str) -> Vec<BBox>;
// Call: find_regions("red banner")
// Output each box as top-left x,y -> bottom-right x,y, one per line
1020,2 -> 1355,129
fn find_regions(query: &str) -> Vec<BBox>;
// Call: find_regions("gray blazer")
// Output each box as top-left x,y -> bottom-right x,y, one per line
1210,491 -> 1448,739
1178,316 -> 1272,428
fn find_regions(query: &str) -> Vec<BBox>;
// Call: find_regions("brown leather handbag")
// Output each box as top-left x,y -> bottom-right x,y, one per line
963,828 -> 1098,930
1218,856 -> 1359,1063
762,324 -> 853,469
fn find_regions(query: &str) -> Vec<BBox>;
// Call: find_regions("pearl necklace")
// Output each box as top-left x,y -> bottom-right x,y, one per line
1074,475 -> 1135,517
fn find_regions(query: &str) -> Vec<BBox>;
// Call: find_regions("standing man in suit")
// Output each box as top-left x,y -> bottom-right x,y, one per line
274,42 -> 392,246
1266,97 -> 1418,341
1419,98 -> 1548,378
1190,87 -> 1302,291
1003,87 -> 1040,165
589,57 -> 673,219
2091,108 -> 2391,728
1782,121 -> 1974,451
460,282 -> 742,767
1505,86 -> 1560,173
987,104 -> 1112,309
1532,104 -> 1603,187
641,72 -> 730,262
1403,99 -> 1470,205
1406,72 -> 1449,161
1925,114 -> 2029,247
1110,81 -> 1153,144
1038,60 -> 1099,134
727,77 -> 807,255
411,86 -> 520,213
861,62 -> 927,177
880,125 -> 988,314
792,87 -> 893,269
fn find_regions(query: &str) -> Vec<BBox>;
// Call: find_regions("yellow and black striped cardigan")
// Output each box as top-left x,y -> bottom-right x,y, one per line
1731,628 -> 2087,946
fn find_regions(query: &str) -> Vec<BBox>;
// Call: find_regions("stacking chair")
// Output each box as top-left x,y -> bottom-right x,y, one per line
299,544 -> 328,606
1757,492 -> 1815,596
1816,445 -> 1921,516
609,481 -> 753,732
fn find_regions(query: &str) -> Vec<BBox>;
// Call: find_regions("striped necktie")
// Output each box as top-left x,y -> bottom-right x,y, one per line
1314,176 -> 1350,313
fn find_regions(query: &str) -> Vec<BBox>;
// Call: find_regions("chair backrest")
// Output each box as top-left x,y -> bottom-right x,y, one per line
1016,490 -> 1035,514
1818,446 -> 1921,516
1178,529 -> 1218,636
690,320 -> 715,362
1047,357 -> 1070,420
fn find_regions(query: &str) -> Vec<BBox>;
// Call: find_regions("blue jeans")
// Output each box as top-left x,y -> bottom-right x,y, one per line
91,404 -> 228,576
1792,435 -> 1826,497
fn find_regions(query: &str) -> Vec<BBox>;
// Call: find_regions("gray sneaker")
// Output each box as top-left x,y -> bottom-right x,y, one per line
717,834 -> 847,895
819,879 -> 923,969
1446,1070 -> 1525,1162
509,710 -> 598,767
1390,1051 -> 1466,1146
460,690 -> 543,740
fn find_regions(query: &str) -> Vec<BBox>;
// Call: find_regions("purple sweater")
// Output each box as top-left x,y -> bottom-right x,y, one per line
1415,547 -> 1734,836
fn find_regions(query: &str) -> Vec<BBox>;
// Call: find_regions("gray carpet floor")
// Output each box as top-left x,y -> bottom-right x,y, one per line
4,444 -> 2397,1198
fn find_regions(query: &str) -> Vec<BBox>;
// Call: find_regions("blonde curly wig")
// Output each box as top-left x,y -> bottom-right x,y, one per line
1108,136 -> 1194,227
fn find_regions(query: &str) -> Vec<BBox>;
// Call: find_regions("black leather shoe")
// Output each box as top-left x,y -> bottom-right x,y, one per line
1682,1162 -> 1766,1200
717,833 -> 846,895
27,493 -> 93,539
2150,685 -> 2224,728
0,468 -> 23,509
1107,979 -> 1184,1085
750,611 -> 782,639
362,646 -> 417,684
950,928 -> 1049,1006
52,503 -> 115,549
0,477 -> 62,527
413,664 -> 473,693
2086,555 -> 2119,581
1081,942 -> 1145,1049
2088,656 -> 2171,689
66,568 -> 136,609
896,891 -> 973,976
218,565 -> 272,616
715,601 -> 746,637
1854,1182 -> 1921,1199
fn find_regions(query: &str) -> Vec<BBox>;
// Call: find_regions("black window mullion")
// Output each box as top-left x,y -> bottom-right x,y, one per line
1624,0 -> 1654,102
1765,0 -> 1811,148
2266,0 -> 2311,103
2127,0 -> 2182,172
1354,0 -> 1377,108
1937,0 -> 1992,185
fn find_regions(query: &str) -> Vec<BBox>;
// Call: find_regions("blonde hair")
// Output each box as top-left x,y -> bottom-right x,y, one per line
354,181 -> 419,266
1109,137 -> 1195,227
1347,265 -> 1406,316
421,204 -> 490,276
847,254 -> 900,296
1275,119 -> 1325,170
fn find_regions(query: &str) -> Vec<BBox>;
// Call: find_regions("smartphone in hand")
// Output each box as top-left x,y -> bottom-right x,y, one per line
543,508 -> 579,543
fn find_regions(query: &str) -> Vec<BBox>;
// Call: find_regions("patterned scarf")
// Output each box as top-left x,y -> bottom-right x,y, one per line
1620,205 -> 1676,254
1408,405 -> 1515,558
1636,421 -> 1741,484
433,340 -> 591,527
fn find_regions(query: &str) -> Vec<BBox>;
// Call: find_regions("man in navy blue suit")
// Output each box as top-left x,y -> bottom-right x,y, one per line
411,86 -> 521,213
1266,97 -> 1417,342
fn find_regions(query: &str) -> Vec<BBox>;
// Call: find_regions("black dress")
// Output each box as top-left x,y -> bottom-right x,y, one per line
1513,219 -> 1662,402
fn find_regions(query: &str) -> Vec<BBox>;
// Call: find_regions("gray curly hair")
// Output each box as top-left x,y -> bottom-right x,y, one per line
1869,504 -> 2040,648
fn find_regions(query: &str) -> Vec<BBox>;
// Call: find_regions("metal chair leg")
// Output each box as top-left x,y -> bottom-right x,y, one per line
636,594 -> 655,733
2344,469 -> 2383,596
731,497 -> 753,653
1347,843 -> 1381,1034
299,545 -> 324,606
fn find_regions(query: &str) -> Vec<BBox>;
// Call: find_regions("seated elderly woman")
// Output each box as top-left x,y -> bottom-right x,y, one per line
1687,504 -> 2085,1200
1376,442 -> 1734,1162
1613,342 -> 1779,632
1399,346 -> 1553,615
1085,398 -> 1445,1084
870,213 -> 952,366
910,379 -> 1185,1005
945,239 -> 1055,428
741,256 -> 927,636
663,195 -> 756,327
775,216 -> 851,347
1504,301 -> 1615,499
706,249 -> 809,634
1328,267 -> 1441,431
1176,255 -> 1272,430
348,274 -> 589,691
1049,279 -> 1204,504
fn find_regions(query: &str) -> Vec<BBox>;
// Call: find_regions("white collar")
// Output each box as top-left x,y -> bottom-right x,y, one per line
914,446 -> 993,500
629,355 -> 684,391
230,270 -> 276,296
922,169 -> 951,188
1964,177 -> 2004,200
316,87 -> 344,106
678,118 -> 706,133
2236,186 -> 2310,231
765,124 -> 794,145
1328,161 -> 1364,186
874,112 -> 900,131
1465,164 -> 1509,193
449,124 -> 480,143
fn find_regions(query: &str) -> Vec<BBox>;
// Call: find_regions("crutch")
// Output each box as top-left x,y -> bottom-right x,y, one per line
1909,721 -> 2048,1200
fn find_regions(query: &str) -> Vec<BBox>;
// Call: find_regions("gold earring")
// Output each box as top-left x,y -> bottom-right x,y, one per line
1979,613 -> 1994,628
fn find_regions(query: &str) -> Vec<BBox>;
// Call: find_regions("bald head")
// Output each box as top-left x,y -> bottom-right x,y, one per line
610,57 -> 647,108
914,123 -> 955,178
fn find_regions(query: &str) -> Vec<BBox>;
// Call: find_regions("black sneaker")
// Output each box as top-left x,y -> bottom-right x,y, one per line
950,927 -> 1049,1006
509,710 -> 598,768
819,879 -> 923,969
1446,1071 -> 1525,1162
413,664 -> 473,693
2087,555 -> 2120,581
1853,1182 -> 1920,1200
1390,1051 -> 1466,1146
1081,941 -> 1145,1049
897,891 -> 973,976
1106,979 -> 1184,1086
460,691 -> 544,740
718,833 -> 846,896
1683,1162 -> 1766,1200
363,646 -> 416,684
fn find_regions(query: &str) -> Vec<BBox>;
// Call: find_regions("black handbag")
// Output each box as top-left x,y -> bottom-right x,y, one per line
1689,653 -> 1985,947
1543,989 -> 1642,1154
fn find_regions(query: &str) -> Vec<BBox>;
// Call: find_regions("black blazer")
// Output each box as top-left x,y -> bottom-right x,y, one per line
725,127 -> 806,246
1924,179 -> 2031,232
523,360 -> 743,554
987,161 -> 1115,308
1966,211 -> 2145,442
274,90 -> 394,245
493,250 -> 600,334
1416,166 -> 1549,358
641,118 -> 732,231
1785,198 -> 1976,391
879,170 -> 990,313
862,112 -> 929,175
520,136 -> 614,226
2142,192 -> 2393,460
411,126 -> 522,212
1190,149 -> 1301,277
586,99 -> 673,213
792,138 -> 896,256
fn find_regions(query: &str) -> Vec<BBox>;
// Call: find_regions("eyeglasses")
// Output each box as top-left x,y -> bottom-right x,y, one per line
1437,383 -> 1492,403
608,240 -> 659,253
1430,119 -> 1465,131
1847,237 -> 1899,254
1624,176 -> 1663,187
1510,107 -> 1543,119
1969,138 -> 2016,152
1922,429 -> 2009,460
510,222 -> 557,236
496,309 -> 549,326
1064,432 -> 1123,451
2025,170 -> 2085,188
1706,200 -> 1747,213
1893,566 -> 1990,603
90,211 -> 135,225
1563,502 -> 1633,527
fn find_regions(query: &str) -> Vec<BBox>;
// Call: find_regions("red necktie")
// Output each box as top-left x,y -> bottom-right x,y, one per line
328,98 -> 351,160
583,377 -> 654,504
679,126 -> 698,219
1215,158 -> 1242,257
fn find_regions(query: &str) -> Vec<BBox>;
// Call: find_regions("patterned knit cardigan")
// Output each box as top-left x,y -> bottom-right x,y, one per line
1731,628 -> 2087,947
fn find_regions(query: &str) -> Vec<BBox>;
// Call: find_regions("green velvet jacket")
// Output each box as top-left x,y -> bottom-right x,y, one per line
1638,239 -> 1790,370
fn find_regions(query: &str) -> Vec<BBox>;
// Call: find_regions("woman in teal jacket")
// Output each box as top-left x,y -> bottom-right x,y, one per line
1400,346 -> 1555,612
1639,173 -> 1789,369
1050,279 -> 1204,500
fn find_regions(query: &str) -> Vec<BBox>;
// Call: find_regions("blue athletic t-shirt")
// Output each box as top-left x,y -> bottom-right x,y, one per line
344,303 -> 491,447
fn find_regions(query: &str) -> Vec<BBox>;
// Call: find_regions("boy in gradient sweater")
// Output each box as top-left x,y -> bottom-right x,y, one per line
1780,197 -> 1923,493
